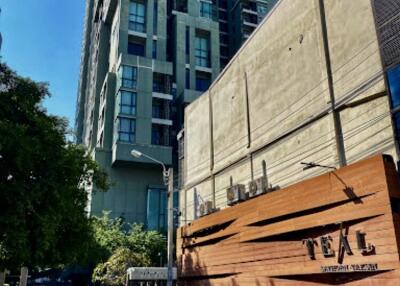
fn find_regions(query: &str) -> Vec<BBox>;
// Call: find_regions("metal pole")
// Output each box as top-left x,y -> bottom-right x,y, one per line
167,168 -> 174,286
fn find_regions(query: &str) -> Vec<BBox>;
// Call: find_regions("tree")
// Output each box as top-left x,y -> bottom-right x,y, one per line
0,63 -> 109,271
90,213 -> 167,285
92,248 -> 150,286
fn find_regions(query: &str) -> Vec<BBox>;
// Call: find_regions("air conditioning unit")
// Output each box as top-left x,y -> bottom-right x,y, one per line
227,184 -> 246,206
199,200 -> 213,217
248,177 -> 268,198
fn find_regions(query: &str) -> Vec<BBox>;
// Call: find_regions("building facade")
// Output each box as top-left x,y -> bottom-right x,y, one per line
179,0 -> 400,223
75,0 -> 277,229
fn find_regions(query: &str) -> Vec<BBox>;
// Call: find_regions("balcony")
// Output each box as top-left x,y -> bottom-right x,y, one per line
171,0 -> 188,13
242,8 -> 258,15
152,98 -> 172,126
112,141 -> 172,166
152,73 -> 173,100
102,0 -> 118,24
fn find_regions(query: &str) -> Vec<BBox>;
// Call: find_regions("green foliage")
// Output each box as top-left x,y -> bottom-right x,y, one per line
92,247 -> 150,286
0,63 -> 109,270
127,224 -> 167,265
89,212 -> 167,267
89,213 -> 167,285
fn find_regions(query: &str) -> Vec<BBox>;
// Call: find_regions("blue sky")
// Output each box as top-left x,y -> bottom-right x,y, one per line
1,0 -> 85,127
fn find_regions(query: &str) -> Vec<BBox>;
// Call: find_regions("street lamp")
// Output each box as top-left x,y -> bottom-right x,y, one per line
130,149 -> 169,184
130,149 -> 174,286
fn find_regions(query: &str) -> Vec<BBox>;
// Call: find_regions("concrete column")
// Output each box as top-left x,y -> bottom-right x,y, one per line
19,267 -> 28,286
0,271 -> 6,286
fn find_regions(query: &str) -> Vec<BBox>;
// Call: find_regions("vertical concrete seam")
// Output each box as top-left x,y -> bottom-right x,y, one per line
244,71 -> 252,148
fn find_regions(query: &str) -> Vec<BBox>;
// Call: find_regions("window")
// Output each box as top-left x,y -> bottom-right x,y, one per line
243,13 -> 258,24
185,68 -> 190,89
153,0 -> 158,34
120,91 -> 136,115
129,1 -> 146,32
387,64 -> 400,144
128,36 -> 146,56
153,73 -> 170,93
118,117 -> 135,142
185,26 -> 190,64
147,188 -> 167,232
394,113 -> 400,141
388,64 -> 400,108
152,124 -> 169,146
152,98 -> 168,119
196,71 -> 211,91
200,1 -> 213,19
152,40 -> 157,59
195,33 -> 210,67
121,65 -> 137,89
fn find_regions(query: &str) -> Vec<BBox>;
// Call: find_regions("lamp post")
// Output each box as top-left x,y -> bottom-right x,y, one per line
130,149 -> 174,286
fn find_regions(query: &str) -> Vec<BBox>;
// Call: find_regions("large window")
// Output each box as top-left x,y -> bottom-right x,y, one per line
129,1 -> 146,32
195,33 -> 210,67
128,39 -> 145,56
121,65 -> 137,89
147,188 -> 167,232
196,71 -> 211,91
153,0 -> 158,34
388,64 -> 400,108
200,1 -> 213,19
387,64 -> 400,143
118,117 -> 136,142
120,91 -> 136,115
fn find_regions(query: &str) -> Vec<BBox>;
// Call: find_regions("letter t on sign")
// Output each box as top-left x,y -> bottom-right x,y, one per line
302,238 -> 317,260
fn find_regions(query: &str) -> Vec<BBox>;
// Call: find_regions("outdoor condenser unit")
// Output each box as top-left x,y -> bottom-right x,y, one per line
199,200 -> 213,217
227,184 -> 246,206
248,176 -> 268,198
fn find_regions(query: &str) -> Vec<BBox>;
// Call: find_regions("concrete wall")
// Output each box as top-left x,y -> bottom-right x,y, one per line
180,0 -> 399,224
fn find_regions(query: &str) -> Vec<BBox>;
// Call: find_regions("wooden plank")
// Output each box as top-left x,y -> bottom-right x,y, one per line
177,155 -> 400,285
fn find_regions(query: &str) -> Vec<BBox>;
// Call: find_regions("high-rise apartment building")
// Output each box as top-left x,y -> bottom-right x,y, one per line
75,0 -> 277,230
218,0 -> 278,68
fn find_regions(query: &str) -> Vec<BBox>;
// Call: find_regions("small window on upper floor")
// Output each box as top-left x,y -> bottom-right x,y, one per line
128,36 -> 146,56
120,90 -> 137,116
195,31 -> 211,68
152,40 -> 157,59
120,65 -> 137,89
200,1 -> 213,19
129,0 -> 146,32
118,117 -> 136,142
195,71 -> 211,92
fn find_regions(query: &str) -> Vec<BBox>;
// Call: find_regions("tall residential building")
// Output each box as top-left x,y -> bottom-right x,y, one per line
75,0 -> 277,230
75,0 -> 217,230
218,0 -> 278,68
